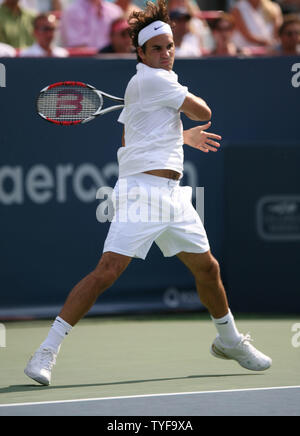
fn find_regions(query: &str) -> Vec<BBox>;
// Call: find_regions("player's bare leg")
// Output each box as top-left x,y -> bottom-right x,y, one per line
24,252 -> 131,385
177,250 -> 228,318
59,252 -> 132,326
177,250 -> 272,371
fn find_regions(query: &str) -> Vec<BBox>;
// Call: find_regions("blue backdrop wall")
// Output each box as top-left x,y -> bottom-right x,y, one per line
0,56 -> 299,317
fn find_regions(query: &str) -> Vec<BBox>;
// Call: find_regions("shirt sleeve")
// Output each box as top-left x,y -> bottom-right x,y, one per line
141,70 -> 188,112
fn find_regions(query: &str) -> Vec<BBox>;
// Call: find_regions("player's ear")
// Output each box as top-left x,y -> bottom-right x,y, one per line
137,46 -> 146,62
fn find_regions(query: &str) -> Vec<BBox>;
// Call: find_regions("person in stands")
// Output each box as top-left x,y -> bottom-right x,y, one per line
209,13 -> 241,56
60,0 -> 123,51
231,0 -> 283,50
0,0 -> 35,49
99,18 -> 134,54
20,13 -> 68,57
271,13 -> 300,54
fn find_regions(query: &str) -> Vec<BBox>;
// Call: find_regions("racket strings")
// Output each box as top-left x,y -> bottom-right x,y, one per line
37,86 -> 102,121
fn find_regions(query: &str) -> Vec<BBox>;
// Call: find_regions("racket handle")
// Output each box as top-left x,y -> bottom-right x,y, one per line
99,105 -> 125,116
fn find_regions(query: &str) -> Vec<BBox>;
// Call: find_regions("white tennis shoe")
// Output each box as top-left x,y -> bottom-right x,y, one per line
210,334 -> 272,371
24,348 -> 57,386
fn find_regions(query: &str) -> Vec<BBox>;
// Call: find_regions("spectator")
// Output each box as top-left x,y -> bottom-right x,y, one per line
231,0 -> 283,50
5,1 -> 63,12
0,0 -> 35,49
20,13 -> 68,57
168,0 -> 215,52
99,18 -> 134,53
0,41 -> 16,56
170,7 -> 203,56
115,0 -> 141,20
271,14 -> 300,54
60,0 -> 123,51
168,0 -> 200,16
209,12 -> 241,56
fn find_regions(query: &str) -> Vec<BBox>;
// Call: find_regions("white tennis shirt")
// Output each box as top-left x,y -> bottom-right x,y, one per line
117,63 -> 188,178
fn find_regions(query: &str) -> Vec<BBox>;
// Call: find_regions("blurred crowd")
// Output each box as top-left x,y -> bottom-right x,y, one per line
0,0 -> 299,58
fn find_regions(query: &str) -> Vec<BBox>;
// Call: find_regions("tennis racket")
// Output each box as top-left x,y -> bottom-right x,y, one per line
37,81 -> 124,125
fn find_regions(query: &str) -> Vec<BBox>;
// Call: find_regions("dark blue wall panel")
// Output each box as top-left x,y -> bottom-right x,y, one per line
0,56 -> 299,317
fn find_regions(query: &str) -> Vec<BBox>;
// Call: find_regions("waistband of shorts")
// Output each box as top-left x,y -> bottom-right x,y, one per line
120,172 -> 181,188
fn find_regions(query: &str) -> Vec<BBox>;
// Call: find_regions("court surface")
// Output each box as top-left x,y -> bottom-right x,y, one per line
0,314 -> 299,416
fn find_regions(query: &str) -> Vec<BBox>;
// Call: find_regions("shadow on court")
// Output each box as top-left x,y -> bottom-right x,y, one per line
0,373 -> 261,394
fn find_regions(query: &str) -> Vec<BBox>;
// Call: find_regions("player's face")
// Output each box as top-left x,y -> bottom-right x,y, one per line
138,34 -> 175,71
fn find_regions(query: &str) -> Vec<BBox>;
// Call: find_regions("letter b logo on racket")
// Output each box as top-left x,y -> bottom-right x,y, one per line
56,90 -> 83,118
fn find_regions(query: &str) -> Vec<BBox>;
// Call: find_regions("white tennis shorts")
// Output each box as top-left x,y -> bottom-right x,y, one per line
103,173 -> 210,259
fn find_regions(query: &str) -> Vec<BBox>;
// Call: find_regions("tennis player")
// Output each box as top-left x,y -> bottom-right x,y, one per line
25,0 -> 271,386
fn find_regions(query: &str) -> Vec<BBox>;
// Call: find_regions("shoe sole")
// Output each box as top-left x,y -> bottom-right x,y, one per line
24,368 -> 50,386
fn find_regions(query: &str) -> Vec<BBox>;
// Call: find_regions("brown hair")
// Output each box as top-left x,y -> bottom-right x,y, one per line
128,0 -> 172,62
279,14 -> 300,36
33,13 -> 56,29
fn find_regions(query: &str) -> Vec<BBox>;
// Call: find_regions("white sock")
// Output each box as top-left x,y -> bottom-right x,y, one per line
40,316 -> 72,354
211,310 -> 242,347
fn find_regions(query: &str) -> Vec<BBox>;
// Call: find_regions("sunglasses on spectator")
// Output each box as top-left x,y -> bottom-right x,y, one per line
114,30 -> 130,38
283,30 -> 300,36
174,16 -> 191,23
36,26 -> 56,32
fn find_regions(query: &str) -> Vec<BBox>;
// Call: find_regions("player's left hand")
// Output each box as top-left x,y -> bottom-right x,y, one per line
183,122 -> 222,153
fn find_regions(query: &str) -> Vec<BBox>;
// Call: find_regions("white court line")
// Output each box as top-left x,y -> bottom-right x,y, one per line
0,385 -> 300,408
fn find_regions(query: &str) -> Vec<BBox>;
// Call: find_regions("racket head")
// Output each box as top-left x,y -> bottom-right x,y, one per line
37,81 -> 103,125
